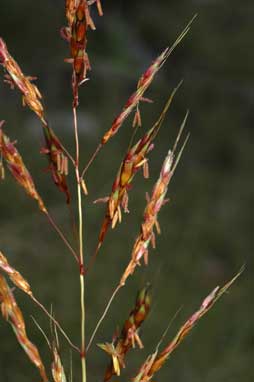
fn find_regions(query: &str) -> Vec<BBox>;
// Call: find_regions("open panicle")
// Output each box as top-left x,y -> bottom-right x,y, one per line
0,5 -> 243,382
0,122 -> 47,213
100,286 -> 151,381
0,274 -> 48,382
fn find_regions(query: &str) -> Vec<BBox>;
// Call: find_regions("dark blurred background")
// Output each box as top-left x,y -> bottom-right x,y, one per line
0,1 -> 252,381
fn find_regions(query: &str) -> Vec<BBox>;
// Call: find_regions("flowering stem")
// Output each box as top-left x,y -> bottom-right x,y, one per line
73,105 -> 87,382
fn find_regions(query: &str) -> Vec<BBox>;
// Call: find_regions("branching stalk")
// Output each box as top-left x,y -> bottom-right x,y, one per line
73,106 -> 87,382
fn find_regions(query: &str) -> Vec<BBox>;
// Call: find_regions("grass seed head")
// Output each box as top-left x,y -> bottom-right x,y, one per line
0,123 -> 47,213
0,274 -> 48,382
0,38 -> 46,124
102,286 -> 151,381
0,252 -> 34,297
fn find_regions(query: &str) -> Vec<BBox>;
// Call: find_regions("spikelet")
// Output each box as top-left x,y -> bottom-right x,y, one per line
101,16 -> 195,145
0,274 -> 48,382
132,270 -> 243,382
63,0 -> 103,106
101,286 -> 151,381
51,342 -> 67,382
120,114 -> 189,286
95,85 -> 181,252
0,38 -> 70,203
0,122 -> 47,213
0,38 -> 46,124
0,251 -> 34,297
101,48 -> 169,145
42,125 -> 71,204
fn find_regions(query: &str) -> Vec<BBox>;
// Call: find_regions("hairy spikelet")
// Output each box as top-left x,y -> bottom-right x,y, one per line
0,122 -> 47,212
0,274 -> 48,382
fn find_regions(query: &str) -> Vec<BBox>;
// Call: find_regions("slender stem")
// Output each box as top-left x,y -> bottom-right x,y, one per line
46,212 -> 79,263
73,106 -> 87,382
86,284 -> 122,352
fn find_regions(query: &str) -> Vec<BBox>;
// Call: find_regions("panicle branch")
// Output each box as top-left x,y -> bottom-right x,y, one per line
120,113 -> 189,286
100,286 -> 151,381
0,38 -> 71,203
93,83 -> 182,260
0,121 -> 47,213
63,0 -> 103,106
101,16 -> 196,146
0,274 -> 48,382
132,269 -> 243,382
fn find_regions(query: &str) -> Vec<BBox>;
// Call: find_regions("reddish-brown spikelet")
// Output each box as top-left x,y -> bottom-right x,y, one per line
63,0 -> 103,105
101,48 -> 170,145
41,124 -> 71,204
0,274 -> 48,382
101,16 -> 195,145
0,38 -> 46,124
0,251 -> 34,297
132,270 -> 243,382
95,86 -> 181,252
0,39 -> 70,203
65,0 -> 77,27
0,122 -> 47,213
100,286 -> 151,381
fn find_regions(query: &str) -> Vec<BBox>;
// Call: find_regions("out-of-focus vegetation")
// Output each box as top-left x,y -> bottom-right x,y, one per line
0,1 -> 252,381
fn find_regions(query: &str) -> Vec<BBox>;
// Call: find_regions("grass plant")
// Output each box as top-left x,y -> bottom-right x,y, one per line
0,2 -> 243,382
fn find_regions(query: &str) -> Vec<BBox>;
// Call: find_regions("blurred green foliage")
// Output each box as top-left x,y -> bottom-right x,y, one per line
0,1 -> 252,381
